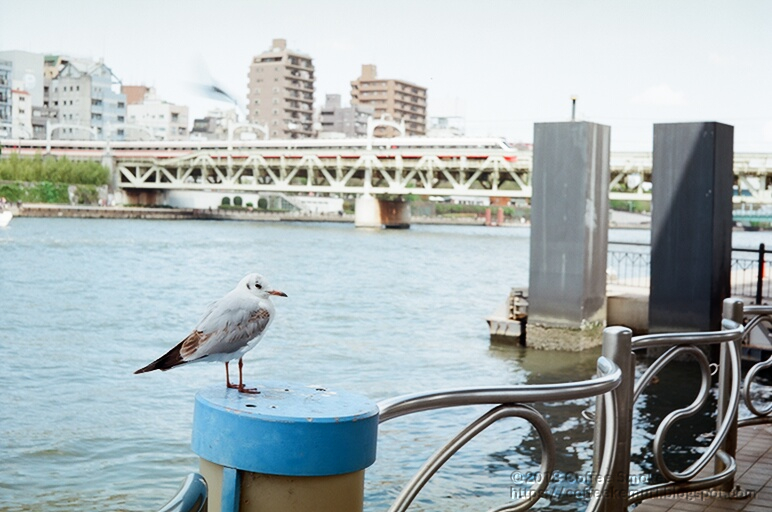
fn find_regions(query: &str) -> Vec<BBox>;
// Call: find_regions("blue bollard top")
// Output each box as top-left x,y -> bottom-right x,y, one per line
191,381 -> 379,477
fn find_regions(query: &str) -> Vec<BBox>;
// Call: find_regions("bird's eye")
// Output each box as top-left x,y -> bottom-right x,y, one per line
255,282 -> 263,290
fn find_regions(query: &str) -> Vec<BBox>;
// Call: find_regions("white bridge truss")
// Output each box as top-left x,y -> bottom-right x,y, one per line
117,151 -> 535,199
3,138 -> 771,203
115,150 -> 772,204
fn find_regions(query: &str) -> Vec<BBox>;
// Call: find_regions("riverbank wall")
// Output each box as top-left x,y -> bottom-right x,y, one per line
12,204 -> 653,228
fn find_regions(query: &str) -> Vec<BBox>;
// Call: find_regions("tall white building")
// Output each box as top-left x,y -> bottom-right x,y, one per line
11,89 -> 32,138
124,87 -> 189,140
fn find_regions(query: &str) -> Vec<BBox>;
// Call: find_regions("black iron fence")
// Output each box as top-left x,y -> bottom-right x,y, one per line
607,242 -> 769,304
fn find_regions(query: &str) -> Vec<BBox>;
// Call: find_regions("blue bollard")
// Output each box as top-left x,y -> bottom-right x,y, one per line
191,381 -> 379,512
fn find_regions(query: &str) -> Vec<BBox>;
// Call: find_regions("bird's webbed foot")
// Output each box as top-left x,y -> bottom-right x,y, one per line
237,384 -> 260,394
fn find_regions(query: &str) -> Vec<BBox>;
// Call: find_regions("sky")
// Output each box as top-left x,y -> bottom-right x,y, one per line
1,0 -> 771,152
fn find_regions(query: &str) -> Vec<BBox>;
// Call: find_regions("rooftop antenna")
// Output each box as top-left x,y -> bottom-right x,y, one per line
571,95 -> 577,121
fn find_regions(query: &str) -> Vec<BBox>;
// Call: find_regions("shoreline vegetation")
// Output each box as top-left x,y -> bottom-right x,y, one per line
0,154 -> 110,205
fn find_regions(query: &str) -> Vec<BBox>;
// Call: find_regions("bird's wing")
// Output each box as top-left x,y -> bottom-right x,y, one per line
183,294 -> 274,360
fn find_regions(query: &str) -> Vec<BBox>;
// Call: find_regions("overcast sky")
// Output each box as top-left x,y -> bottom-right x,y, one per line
2,0 -> 770,151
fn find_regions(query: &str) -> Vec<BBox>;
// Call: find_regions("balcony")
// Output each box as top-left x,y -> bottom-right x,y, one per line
285,81 -> 315,93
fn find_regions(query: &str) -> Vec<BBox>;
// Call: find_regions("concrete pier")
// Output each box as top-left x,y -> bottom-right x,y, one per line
527,121 -> 611,350
649,122 -> 734,333
354,194 -> 410,228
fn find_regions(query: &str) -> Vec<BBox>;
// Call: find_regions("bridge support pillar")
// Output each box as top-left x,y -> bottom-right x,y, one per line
354,194 -> 410,228
527,121 -> 611,350
649,122 -> 734,333
122,188 -> 165,206
354,194 -> 381,228
192,382 -> 379,512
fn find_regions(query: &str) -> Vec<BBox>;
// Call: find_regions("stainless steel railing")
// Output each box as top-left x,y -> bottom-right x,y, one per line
377,352 -> 623,512
156,472 -> 207,512
626,299 -> 744,504
376,298 -> 771,511
738,304 -> 772,427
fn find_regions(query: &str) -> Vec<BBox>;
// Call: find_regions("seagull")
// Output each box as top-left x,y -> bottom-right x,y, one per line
134,273 -> 287,393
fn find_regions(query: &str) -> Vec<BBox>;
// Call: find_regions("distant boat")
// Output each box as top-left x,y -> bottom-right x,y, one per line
0,210 -> 12,227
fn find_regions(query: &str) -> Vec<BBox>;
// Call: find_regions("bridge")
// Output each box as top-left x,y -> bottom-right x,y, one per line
2,137 -> 771,204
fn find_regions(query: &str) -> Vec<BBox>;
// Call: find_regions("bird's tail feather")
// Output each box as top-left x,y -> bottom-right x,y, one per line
134,340 -> 188,374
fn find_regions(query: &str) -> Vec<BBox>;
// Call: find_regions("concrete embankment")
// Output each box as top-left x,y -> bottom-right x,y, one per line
15,204 -> 352,223
14,204 -> 505,226
13,204 -> 653,228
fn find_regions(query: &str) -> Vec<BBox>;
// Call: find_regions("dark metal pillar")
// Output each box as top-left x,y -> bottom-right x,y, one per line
649,122 -> 734,332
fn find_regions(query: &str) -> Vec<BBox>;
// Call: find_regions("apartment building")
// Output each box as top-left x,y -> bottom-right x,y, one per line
247,38 -> 314,139
47,59 -> 127,140
350,64 -> 427,137
319,94 -> 374,138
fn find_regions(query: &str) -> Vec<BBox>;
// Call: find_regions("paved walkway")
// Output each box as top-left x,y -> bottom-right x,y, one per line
634,423 -> 772,511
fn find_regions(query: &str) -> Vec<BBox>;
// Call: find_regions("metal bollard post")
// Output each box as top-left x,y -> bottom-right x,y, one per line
594,326 -> 633,512
716,298 -> 744,493
756,243 -> 765,305
191,381 -> 379,512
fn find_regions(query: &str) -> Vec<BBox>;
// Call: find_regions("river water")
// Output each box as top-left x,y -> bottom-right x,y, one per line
0,218 -> 767,511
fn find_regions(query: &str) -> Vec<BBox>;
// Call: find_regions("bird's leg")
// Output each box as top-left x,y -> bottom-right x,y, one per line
225,362 -> 238,389
237,357 -> 259,394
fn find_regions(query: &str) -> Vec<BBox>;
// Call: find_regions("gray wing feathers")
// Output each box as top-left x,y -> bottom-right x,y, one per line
186,292 -> 274,360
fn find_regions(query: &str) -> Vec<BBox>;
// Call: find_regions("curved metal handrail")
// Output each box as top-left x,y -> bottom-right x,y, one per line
157,472 -> 207,512
739,305 -> 772,425
378,356 -> 621,422
377,356 -> 622,512
628,313 -> 743,501
630,320 -> 742,351
628,450 -> 736,505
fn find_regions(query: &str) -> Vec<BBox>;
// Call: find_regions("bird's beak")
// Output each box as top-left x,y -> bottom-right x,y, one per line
269,290 -> 288,297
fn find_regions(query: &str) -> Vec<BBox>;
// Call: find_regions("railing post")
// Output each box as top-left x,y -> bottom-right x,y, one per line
756,243 -> 765,305
716,298 -> 744,493
191,382 -> 379,512
594,326 -> 634,512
